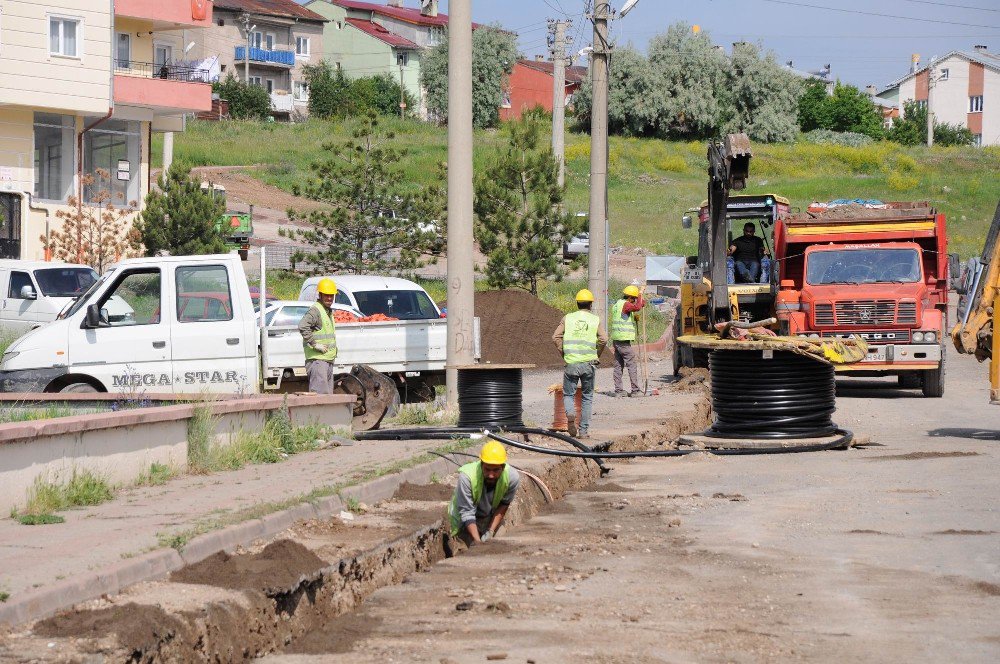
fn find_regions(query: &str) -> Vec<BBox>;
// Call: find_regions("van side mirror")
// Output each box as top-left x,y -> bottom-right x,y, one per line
681,214 -> 692,229
19,285 -> 36,300
83,303 -> 108,329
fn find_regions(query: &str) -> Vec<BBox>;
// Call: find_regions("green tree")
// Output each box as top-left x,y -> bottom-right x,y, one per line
421,25 -> 518,128
474,111 -> 586,295
574,46 -> 660,137
887,100 -> 975,146
304,63 -> 414,119
797,80 -> 831,132
281,114 -> 445,274
213,73 -> 271,120
722,42 -> 802,143
800,81 -> 884,139
303,61 -> 353,119
132,163 -> 227,256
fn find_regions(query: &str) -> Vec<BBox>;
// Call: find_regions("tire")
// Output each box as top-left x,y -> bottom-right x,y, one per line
238,249 -> 249,261
60,382 -> 98,394
671,312 -> 683,376
921,348 -> 945,398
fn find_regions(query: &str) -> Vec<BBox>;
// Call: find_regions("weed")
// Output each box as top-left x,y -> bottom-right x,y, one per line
386,403 -> 458,427
18,470 -> 114,516
429,472 -> 442,484
0,590 -> 8,602
186,402 -> 217,473
0,405 -> 75,424
136,463 -> 175,487
15,513 -> 65,526
343,495 -> 362,513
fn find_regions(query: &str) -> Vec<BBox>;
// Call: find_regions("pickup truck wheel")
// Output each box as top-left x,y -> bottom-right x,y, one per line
60,382 -> 98,394
921,349 -> 945,398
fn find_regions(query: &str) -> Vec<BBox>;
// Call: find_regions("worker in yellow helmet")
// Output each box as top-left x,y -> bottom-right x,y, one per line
448,441 -> 521,547
298,277 -> 339,393
551,288 -> 608,438
610,284 -> 645,397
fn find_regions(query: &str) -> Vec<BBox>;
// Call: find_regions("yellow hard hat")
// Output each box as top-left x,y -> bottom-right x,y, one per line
479,441 -> 507,465
575,288 -> 595,303
623,285 -> 641,298
317,278 -> 337,295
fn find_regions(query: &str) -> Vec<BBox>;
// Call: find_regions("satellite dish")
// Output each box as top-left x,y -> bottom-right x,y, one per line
619,0 -> 641,18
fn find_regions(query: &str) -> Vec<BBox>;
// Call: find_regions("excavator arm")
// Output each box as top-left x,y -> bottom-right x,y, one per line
706,133 -> 752,325
951,200 -> 1000,403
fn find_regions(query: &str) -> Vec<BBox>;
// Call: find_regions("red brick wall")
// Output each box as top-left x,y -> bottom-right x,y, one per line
500,62 -> 581,121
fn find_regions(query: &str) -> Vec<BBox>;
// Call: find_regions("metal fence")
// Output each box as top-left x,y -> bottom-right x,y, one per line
115,60 -> 211,83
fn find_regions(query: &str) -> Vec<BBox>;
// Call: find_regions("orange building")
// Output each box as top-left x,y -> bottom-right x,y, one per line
500,58 -> 588,122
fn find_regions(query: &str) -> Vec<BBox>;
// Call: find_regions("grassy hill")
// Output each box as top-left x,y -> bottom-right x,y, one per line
156,117 -> 1000,258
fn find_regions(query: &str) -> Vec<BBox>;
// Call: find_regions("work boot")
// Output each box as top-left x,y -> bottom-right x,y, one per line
629,390 -> 643,397
578,429 -> 591,439
567,414 -> 578,438
614,390 -> 628,398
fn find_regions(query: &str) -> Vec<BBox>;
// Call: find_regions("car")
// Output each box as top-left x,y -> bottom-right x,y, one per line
563,232 -> 590,260
257,300 -> 364,327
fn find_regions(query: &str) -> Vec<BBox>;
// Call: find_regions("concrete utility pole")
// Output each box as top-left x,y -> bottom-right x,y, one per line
239,12 -> 252,83
550,19 -> 570,188
445,0 -> 475,407
588,2 -> 611,323
926,63 -> 936,148
162,132 -> 174,184
399,60 -> 406,119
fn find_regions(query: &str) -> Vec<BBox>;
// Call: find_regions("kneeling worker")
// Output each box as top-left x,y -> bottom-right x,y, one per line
298,277 -> 339,394
448,441 -> 520,546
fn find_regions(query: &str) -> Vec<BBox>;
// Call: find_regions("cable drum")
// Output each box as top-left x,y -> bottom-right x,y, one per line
457,367 -> 525,428
707,350 -> 838,439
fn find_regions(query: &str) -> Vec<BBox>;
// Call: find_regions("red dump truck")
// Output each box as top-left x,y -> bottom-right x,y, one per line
774,202 -> 948,397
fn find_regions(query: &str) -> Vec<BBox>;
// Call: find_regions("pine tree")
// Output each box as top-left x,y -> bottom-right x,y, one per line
474,111 -> 586,295
132,163 -> 228,256
281,113 -> 444,274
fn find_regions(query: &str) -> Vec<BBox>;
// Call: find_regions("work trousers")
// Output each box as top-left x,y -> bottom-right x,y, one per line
306,359 -> 335,394
563,362 -> 596,432
612,340 -> 640,393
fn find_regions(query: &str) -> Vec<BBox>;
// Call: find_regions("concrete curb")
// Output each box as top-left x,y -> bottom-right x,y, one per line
0,454 -> 457,628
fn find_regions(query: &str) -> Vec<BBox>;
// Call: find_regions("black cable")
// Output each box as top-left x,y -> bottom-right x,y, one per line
457,368 -> 525,428
707,350 -> 840,439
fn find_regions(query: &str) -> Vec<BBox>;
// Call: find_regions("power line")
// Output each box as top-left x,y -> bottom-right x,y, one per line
898,0 -> 1000,12
758,0 -> 1000,29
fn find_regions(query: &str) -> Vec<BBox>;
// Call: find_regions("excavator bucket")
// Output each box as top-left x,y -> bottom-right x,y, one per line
333,365 -> 399,431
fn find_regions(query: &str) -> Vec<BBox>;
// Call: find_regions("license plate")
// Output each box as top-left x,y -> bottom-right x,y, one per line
865,346 -> 886,362
405,371 -> 420,377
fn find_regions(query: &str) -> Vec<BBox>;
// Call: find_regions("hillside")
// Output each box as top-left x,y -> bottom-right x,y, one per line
155,117 -> 1000,258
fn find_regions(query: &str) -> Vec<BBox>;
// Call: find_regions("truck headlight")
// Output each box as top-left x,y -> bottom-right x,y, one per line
923,331 -> 936,343
912,331 -> 924,342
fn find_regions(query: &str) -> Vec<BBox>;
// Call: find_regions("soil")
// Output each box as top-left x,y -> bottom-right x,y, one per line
670,366 -> 710,392
869,451 -> 981,461
169,539 -> 326,594
33,603 -> 192,656
578,481 -> 632,493
392,481 -> 454,502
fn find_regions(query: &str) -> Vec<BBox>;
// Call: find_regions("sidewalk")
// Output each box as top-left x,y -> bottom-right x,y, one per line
0,359 -> 693,624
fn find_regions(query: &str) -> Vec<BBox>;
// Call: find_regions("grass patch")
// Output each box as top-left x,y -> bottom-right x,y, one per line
386,402 -> 458,427
0,405 -> 76,424
343,496 -> 362,513
14,513 -> 65,525
16,470 -> 114,517
0,590 -> 8,602
136,462 -> 176,487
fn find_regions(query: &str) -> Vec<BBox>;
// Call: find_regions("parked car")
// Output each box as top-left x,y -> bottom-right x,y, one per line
257,300 -> 363,327
563,232 -> 590,260
299,275 -> 442,321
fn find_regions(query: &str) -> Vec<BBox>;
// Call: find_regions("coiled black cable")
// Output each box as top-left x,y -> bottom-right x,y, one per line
707,350 -> 838,439
457,368 -> 525,428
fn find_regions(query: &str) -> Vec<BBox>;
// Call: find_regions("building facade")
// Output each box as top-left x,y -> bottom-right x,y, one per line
878,47 -> 1000,146
500,58 -> 587,122
0,0 -> 213,260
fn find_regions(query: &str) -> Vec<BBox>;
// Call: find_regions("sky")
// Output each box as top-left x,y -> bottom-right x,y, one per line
382,0 -> 1000,90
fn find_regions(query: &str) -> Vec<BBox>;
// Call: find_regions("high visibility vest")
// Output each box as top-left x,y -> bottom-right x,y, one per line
562,309 -> 600,364
610,299 -> 638,342
303,302 -> 338,362
448,461 -> 511,536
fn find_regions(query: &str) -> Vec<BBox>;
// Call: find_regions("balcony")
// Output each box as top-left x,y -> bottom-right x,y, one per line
115,0 -> 212,29
271,92 -> 295,114
235,46 -> 296,69
114,60 -> 212,114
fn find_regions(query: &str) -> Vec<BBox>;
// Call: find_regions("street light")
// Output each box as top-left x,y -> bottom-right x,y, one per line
619,0 -> 641,18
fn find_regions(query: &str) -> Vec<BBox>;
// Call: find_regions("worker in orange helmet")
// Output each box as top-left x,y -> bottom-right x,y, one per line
298,278 -> 339,393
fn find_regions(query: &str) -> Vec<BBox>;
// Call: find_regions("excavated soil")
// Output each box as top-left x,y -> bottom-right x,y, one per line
869,451 -> 981,461
169,539 -> 326,594
392,481 -> 454,502
671,366 -> 710,392
33,603 -> 192,655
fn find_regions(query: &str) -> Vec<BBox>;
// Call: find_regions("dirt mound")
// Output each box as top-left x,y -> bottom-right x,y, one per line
393,482 -> 454,502
671,366 -> 710,391
34,603 -> 192,655
170,539 -> 326,594
471,290 -> 612,370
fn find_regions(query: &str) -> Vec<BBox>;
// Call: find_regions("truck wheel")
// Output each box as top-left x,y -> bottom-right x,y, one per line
898,373 -> 921,389
671,312 -> 683,376
60,382 -> 98,394
238,249 -> 249,261
921,349 -> 945,398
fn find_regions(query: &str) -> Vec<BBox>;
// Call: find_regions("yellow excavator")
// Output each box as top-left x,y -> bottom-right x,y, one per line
951,200 -> 1000,404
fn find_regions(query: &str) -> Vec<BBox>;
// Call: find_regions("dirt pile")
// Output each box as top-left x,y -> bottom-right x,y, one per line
393,482 -> 454,502
671,366 -> 710,392
169,539 -> 326,594
33,603 -> 192,656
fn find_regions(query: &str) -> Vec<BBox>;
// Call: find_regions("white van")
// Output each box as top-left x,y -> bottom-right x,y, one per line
0,261 -> 102,336
299,275 -> 442,320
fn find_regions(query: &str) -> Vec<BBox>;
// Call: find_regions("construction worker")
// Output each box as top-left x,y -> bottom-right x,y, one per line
298,277 -> 339,394
552,288 -> 608,438
610,284 -> 645,397
448,441 -> 521,547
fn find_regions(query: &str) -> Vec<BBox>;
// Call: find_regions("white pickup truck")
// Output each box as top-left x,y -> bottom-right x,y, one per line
0,255 -> 476,403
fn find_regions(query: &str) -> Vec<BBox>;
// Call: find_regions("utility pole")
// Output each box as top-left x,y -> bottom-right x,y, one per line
162,132 -> 174,184
588,2 -> 611,323
549,19 -> 570,188
239,12 -> 252,84
399,59 -> 406,119
445,0 -> 475,407
926,62 -> 936,148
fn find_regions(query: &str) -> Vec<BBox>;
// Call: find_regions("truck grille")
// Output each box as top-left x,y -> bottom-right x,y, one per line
814,304 -> 834,326
834,300 -> 897,325
896,301 -> 917,325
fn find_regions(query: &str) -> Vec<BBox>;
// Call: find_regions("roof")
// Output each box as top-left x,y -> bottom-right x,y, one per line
213,0 -> 327,22
345,18 -> 418,49
332,0 -> 453,27
878,48 -> 1000,95
516,59 -> 588,84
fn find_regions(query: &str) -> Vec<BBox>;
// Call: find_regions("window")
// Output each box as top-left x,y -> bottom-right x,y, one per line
49,16 -> 80,57
939,68 -> 949,81
249,76 -> 262,87
293,81 -> 309,102
154,43 -> 172,69
83,118 -> 141,205
252,31 -> 274,50
970,95 -> 984,112
265,78 -> 274,94
101,270 -> 161,327
268,305 -> 310,327
33,113 -> 75,202
115,33 -> 130,69
176,265 -> 232,323
806,248 -> 921,285
428,25 -> 444,46
34,267 -> 97,296
295,36 -> 310,57
8,272 -> 34,299
396,51 -> 408,67
973,134 -> 983,147
353,289 -> 438,320
914,100 -> 927,110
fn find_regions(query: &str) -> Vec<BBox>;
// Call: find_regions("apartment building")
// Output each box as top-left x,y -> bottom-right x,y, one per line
166,0 -> 326,117
0,0 -> 213,260
878,46 -> 1000,146
500,58 -> 588,122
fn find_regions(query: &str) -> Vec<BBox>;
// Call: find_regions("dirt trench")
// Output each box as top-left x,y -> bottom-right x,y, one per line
6,399 -> 711,663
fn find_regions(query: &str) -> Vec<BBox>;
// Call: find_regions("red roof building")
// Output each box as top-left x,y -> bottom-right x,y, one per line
500,58 -> 588,122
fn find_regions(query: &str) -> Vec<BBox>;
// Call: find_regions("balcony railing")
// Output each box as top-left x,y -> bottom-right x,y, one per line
271,92 -> 294,113
234,46 -> 295,66
115,59 -> 211,83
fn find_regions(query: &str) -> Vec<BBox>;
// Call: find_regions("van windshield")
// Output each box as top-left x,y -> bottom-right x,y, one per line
60,273 -> 109,319
806,248 -> 921,285
34,267 -> 98,296
353,289 -> 439,320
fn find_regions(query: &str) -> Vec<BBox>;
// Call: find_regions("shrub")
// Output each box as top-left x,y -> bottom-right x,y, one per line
801,129 -> 875,147
213,73 -> 271,121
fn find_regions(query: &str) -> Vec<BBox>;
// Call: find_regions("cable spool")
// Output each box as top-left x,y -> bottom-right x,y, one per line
707,349 -> 838,439
457,366 -> 526,428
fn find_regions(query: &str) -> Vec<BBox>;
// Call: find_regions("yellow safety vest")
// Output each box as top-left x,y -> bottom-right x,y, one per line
303,302 -> 338,362
610,299 -> 638,342
448,461 -> 511,536
562,310 -> 600,364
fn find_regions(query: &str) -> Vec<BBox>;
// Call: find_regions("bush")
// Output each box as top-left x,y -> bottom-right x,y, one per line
304,62 -> 414,119
213,73 -> 271,121
801,129 -> 875,147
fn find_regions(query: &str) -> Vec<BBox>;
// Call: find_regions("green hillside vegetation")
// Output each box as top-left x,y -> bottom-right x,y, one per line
156,117 -> 1000,258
